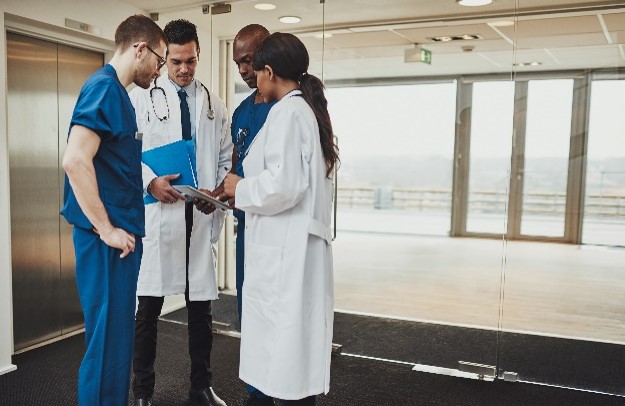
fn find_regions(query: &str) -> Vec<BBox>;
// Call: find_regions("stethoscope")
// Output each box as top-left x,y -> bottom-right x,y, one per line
148,77 -> 214,122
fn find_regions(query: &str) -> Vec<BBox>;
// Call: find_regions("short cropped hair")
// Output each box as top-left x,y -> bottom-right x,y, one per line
115,15 -> 167,52
234,24 -> 270,45
164,19 -> 200,50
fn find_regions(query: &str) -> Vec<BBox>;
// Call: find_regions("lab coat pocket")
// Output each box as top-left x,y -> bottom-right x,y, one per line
143,203 -> 161,241
245,241 -> 283,305
141,120 -> 171,150
137,237 -> 160,289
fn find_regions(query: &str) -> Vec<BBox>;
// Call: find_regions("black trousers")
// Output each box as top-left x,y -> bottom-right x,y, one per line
133,203 -> 213,398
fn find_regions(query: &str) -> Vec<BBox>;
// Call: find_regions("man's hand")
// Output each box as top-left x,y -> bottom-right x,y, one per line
194,187 -> 219,215
148,174 -> 186,204
96,226 -> 136,259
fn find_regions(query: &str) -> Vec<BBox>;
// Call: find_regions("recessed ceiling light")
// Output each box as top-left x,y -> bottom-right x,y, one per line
490,20 -> 515,27
254,3 -> 276,11
428,34 -> 483,42
457,0 -> 493,6
314,32 -> 333,39
279,16 -> 301,24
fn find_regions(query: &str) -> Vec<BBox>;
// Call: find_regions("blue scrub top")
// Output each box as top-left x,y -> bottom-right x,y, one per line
61,64 -> 145,237
231,90 -> 274,220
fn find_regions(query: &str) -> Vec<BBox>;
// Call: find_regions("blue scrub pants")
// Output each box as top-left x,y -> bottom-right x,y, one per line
73,226 -> 143,406
236,221 -> 270,400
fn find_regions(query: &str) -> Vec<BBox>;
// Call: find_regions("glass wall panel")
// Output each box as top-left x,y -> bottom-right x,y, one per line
583,80 -> 625,247
327,83 -> 456,236
466,81 -> 514,235
520,79 -> 573,237
222,0 -> 625,397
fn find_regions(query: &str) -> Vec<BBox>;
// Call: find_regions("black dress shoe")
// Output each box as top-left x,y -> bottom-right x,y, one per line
134,398 -> 153,406
243,395 -> 275,406
189,387 -> 227,406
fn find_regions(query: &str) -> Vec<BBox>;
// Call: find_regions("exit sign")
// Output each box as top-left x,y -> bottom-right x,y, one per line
420,48 -> 432,64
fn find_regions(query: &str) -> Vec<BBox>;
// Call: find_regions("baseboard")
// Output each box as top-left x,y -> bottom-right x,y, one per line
0,364 -> 17,375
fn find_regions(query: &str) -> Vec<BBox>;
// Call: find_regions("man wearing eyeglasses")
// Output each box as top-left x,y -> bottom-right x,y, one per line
61,15 -> 166,406
128,19 -> 231,406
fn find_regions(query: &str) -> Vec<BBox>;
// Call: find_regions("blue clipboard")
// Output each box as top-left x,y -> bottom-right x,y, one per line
142,139 -> 197,204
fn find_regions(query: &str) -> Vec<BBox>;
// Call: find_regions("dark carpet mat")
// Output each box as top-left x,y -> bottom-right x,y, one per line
2,316 -> 625,405
498,332 -> 625,395
332,312 -> 499,368
169,294 -> 625,396
331,312 -> 625,396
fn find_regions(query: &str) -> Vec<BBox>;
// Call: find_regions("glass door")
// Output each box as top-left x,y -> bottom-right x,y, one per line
463,78 -> 576,241
498,5 -> 625,395
319,0 -> 516,381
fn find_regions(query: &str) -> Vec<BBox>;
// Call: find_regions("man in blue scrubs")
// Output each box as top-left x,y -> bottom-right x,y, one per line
230,24 -> 275,406
60,15 -> 166,406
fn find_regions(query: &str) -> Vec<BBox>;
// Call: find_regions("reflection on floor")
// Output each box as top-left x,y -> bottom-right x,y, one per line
332,228 -> 625,343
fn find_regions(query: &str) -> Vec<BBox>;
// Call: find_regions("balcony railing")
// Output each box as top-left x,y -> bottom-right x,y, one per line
337,186 -> 625,217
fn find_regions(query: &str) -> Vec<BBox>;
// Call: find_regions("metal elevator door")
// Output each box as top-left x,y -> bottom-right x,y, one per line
7,32 -> 103,351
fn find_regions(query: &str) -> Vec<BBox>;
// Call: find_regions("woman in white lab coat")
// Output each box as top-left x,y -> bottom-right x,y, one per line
130,76 -> 231,301
223,32 -> 339,405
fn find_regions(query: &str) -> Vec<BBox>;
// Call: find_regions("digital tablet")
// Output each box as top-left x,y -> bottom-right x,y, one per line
174,185 -> 231,210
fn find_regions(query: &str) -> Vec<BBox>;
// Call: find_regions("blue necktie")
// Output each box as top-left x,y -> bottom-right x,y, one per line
178,89 -> 193,248
178,89 -> 192,140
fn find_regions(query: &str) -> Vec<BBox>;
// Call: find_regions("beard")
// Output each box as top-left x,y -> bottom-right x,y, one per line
134,59 -> 156,89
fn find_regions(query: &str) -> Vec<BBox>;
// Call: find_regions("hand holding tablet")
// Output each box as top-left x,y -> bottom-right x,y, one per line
174,185 -> 231,210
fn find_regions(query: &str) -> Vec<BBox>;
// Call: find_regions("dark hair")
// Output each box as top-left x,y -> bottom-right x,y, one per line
252,32 -> 339,177
164,19 -> 200,50
115,15 -> 167,52
234,24 -> 270,44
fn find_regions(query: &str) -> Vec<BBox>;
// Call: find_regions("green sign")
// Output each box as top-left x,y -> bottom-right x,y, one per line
421,48 -> 432,64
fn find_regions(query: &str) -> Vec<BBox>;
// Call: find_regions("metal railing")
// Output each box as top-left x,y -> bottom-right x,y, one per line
337,186 -> 625,217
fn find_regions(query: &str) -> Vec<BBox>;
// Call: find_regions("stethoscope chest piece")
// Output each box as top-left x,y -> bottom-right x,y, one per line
201,83 -> 215,120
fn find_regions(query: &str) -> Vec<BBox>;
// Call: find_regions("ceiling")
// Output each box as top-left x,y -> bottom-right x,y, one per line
120,0 -> 625,82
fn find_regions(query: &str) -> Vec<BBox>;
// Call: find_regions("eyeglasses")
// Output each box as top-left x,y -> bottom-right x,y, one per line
134,43 -> 166,70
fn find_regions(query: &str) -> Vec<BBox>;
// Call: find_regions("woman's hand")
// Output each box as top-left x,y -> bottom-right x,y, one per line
223,173 -> 242,202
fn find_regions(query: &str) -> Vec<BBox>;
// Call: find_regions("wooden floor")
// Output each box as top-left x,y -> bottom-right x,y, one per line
332,231 -> 625,344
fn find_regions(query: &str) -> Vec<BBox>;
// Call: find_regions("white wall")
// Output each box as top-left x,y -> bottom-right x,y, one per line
0,0 -> 146,375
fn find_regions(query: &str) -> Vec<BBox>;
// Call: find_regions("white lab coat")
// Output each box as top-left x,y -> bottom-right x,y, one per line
129,77 -> 232,301
235,90 -> 334,399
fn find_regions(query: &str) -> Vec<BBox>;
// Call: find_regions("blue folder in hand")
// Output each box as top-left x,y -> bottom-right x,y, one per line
142,139 -> 197,204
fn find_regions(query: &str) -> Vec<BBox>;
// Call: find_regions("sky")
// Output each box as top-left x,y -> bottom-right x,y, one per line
324,79 -> 625,161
